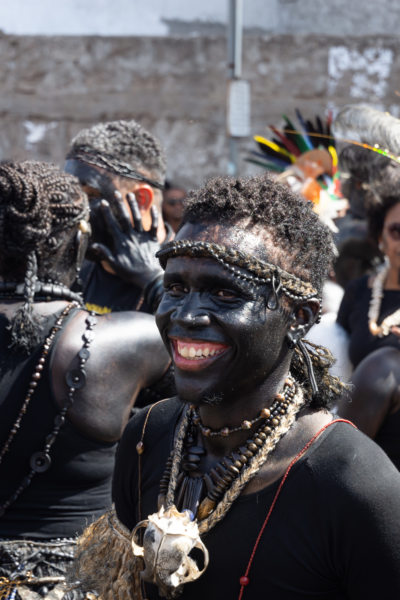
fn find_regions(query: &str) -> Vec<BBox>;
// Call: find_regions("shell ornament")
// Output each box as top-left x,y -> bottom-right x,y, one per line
131,505 -> 209,598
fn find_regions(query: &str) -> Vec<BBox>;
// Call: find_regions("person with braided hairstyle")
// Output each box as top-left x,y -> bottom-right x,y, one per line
74,176 -> 400,600
0,162 -> 170,600
65,119 -> 173,316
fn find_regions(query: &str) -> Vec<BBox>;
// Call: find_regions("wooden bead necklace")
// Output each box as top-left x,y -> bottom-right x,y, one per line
159,377 -> 304,531
191,377 -> 295,437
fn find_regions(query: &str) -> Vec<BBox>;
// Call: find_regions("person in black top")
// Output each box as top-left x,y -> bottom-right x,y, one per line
73,175 -> 400,600
336,160 -> 400,367
0,162 -> 170,599
337,162 -> 400,466
65,119 -> 173,315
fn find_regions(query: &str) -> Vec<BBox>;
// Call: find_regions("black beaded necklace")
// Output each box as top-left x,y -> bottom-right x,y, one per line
0,305 -> 97,518
158,378 -> 297,520
0,280 -> 83,304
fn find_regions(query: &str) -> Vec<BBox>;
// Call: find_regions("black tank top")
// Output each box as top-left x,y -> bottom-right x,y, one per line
0,309 -> 117,539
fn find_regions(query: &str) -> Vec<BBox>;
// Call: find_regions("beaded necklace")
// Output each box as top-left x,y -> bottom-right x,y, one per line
368,260 -> 400,337
0,306 -> 97,518
191,386 -> 292,438
158,378 -> 305,534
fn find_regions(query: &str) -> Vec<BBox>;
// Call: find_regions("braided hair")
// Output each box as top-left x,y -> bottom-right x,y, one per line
180,175 -> 348,409
67,119 -> 166,187
0,161 -> 88,351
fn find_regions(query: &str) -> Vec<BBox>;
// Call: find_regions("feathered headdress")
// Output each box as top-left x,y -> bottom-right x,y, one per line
248,110 -> 336,173
247,111 -> 344,230
247,110 -> 341,199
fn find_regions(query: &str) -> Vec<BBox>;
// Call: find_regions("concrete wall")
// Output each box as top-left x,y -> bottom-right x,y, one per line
0,0 -> 397,37
1,32 -> 399,186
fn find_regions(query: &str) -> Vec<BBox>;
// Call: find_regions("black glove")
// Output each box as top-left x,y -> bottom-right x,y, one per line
89,191 -> 164,292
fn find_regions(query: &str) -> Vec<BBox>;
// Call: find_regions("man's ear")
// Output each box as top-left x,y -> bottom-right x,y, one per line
134,185 -> 154,212
286,299 -> 320,350
289,299 -> 320,338
295,300 -> 320,328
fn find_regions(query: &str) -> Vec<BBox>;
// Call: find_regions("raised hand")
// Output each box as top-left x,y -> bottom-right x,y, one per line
89,191 -> 163,291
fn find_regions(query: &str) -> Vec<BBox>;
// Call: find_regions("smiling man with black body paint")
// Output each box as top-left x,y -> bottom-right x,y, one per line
73,176 -> 400,600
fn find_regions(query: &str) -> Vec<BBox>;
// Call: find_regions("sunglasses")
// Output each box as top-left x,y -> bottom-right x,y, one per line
165,197 -> 185,207
386,223 -> 400,241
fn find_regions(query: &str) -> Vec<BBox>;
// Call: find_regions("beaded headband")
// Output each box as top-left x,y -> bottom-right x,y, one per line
156,240 -> 318,300
66,146 -> 165,190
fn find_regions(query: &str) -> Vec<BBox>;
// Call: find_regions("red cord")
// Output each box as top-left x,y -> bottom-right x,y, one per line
238,418 -> 356,599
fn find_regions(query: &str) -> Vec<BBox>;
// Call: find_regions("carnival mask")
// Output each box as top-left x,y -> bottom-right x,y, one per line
131,505 -> 209,598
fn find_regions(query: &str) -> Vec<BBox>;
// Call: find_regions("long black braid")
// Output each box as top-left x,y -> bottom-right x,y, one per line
0,161 -> 88,352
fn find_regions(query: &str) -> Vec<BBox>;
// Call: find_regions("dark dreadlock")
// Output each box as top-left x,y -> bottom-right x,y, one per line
180,175 -> 348,409
0,161 -> 88,351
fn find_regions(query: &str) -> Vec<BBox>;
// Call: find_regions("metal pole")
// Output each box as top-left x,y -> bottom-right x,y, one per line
227,0 -> 244,176
228,0 -> 243,79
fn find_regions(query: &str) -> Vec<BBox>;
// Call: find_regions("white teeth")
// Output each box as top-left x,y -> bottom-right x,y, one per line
177,342 -> 226,359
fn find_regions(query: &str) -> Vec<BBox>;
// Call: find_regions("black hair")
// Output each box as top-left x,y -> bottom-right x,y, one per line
182,175 -> 335,296
334,238 -> 381,289
338,144 -> 391,182
365,162 -> 400,243
0,161 -> 88,350
68,119 -> 166,186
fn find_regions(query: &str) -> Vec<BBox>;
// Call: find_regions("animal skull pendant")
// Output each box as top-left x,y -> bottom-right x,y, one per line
131,505 -> 209,598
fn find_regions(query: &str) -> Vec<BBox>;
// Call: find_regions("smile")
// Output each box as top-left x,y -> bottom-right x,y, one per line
170,338 -> 230,371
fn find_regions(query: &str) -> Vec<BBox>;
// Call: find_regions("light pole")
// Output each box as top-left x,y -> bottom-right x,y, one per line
227,0 -> 250,176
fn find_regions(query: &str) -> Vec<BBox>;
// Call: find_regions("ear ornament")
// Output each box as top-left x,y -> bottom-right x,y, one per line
266,272 -> 282,311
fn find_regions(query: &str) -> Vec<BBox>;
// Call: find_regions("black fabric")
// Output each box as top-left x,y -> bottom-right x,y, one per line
375,408 -> 400,471
80,260 -> 146,313
0,311 -> 116,540
337,275 -> 400,368
113,398 -> 400,600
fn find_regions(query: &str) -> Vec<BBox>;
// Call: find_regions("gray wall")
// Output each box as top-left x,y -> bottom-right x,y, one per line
0,0 -> 397,37
1,31 -> 399,186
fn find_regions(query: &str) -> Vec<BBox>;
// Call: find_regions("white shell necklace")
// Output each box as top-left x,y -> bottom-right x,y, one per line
368,258 -> 400,337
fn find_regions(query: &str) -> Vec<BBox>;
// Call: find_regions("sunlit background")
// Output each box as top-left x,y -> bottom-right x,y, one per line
0,0 -> 398,186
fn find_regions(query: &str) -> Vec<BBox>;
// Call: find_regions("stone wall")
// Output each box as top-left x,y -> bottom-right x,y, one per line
1,33 -> 399,186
